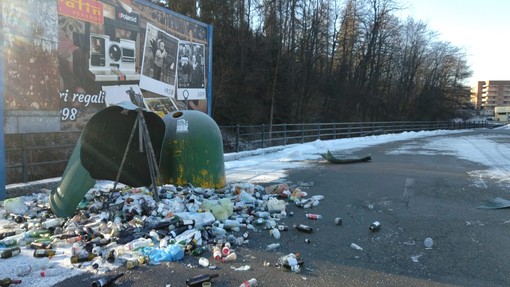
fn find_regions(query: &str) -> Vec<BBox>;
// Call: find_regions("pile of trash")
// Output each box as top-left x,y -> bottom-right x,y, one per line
0,180 -> 325,286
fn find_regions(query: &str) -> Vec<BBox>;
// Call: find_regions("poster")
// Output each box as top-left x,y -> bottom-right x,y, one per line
1,0 -> 212,132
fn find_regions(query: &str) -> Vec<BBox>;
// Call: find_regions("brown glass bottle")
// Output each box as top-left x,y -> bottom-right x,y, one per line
33,249 -> 59,258
0,278 -> 22,287
70,252 -> 97,263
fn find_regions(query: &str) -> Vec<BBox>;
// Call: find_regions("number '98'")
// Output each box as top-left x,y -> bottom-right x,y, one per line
61,108 -> 77,121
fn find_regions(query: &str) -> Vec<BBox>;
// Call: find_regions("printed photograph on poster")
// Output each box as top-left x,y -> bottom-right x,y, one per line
88,33 -> 140,82
102,85 -> 147,108
140,23 -> 179,98
177,41 -> 206,100
144,97 -> 178,118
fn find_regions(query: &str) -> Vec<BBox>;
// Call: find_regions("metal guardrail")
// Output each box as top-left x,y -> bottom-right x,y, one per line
220,120 -> 489,153
5,120 -> 489,184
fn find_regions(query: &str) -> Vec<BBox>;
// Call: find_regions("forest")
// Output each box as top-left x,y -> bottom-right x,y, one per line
154,0 -> 473,125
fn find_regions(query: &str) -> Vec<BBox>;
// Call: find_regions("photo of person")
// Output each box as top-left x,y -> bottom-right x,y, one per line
140,23 -> 179,98
177,42 -> 205,89
153,38 -> 167,80
189,53 -> 204,88
176,42 -> 206,102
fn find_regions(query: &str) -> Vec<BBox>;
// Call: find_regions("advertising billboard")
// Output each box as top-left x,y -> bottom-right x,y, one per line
1,0 -> 213,133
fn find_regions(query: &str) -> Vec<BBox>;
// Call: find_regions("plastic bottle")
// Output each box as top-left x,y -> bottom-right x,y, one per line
253,211 -> 270,218
2,232 -> 26,247
124,238 -> 152,250
40,269 -> 63,277
15,258 -> 52,276
212,246 -> 221,260
305,213 -> 322,220
221,242 -> 231,256
266,243 -> 280,251
41,218 -> 63,229
197,257 -> 209,267
185,274 -> 219,287
270,228 -> 281,239
1,246 -> 21,258
0,237 -> 18,248
221,252 -> 237,263
90,273 -> 124,287
239,278 -> 258,287
0,278 -> 22,286
350,243 -> 363,251
277,253 -> 303,273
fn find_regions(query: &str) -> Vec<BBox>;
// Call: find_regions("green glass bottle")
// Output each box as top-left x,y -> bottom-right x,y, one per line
185,274 -> 219,287
26,229 -> 51,238
1,247 -> 21,259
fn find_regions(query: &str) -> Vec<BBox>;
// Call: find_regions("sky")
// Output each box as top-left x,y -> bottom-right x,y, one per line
4,125 -> 510,286
397,0 -> 510,87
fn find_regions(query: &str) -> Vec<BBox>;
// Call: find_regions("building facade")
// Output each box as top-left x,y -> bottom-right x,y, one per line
472,80 -> 510,114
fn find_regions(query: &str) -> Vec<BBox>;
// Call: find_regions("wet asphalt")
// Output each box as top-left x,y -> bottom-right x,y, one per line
54,129 -> 510,287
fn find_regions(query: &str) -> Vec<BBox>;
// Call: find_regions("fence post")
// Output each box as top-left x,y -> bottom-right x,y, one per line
261,124 -> 265,149
235,124 -> 240,152
22,134 -> 28,182
301,123 -> 305,144
333,123 -> 337,139
283,123 -> 287,146
317,123 -> 321,139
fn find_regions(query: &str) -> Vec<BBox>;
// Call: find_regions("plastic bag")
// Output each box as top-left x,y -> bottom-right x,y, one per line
267,197 -> 286,212
3,197 -> 28,215
141,244 -> 184,264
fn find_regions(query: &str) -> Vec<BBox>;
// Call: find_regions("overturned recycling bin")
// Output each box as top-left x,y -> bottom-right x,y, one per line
160,110 -> 226,188
50,103 -> 165,217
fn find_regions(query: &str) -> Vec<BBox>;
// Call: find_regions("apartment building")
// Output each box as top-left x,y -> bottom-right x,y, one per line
472,81 -> 510,114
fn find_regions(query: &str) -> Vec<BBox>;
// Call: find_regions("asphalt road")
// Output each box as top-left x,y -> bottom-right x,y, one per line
54,129 -> 510,287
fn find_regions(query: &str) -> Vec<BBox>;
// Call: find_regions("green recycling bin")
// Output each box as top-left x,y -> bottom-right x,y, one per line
49,134 -> 96,218
160,110 -> 226,188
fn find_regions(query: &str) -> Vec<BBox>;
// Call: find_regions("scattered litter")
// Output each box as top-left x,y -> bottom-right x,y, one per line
233,265 -> 251,271
0,180 -> 326,285
239,278 -> 257,287
411,253 -> 423,263
350,243 -> 363,251
369,221 -> 381,232
276,253 -> 303,273
424,237 -> 433,249
477,197 -> 510,209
